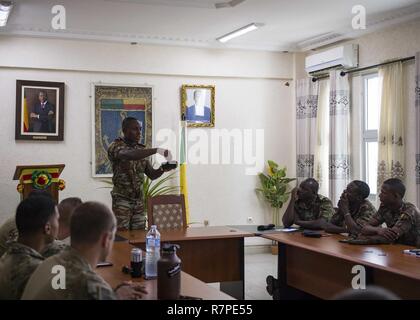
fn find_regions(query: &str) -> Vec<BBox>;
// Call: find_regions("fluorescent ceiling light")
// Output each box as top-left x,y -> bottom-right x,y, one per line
0,1 -> 13,27
217,23 -> 261,43
215,0 -> 246,9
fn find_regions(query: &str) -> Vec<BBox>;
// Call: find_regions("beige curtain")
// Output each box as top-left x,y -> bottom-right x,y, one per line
378,62 -> 405,187
328,70 -> 351,206
296,79 -> 318,184
314,79 -> 330,197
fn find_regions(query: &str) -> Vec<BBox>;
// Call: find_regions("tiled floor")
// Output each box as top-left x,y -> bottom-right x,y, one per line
244,251 -> 277,300
208,249 -> 277,300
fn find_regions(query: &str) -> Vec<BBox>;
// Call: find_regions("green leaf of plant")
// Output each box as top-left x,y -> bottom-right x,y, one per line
267,160 -> 278,169
257,161 -> 296,217
147,171 -> 177,195
278,168 -> 286,178
149,186 -> 180,197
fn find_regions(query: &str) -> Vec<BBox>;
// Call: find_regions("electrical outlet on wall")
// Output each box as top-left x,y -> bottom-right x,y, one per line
247,217 -> 253,224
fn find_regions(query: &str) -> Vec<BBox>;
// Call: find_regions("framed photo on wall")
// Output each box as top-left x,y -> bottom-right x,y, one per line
15,80 -> 65,141
92,84 -> 153,177
181,84 -> 215,127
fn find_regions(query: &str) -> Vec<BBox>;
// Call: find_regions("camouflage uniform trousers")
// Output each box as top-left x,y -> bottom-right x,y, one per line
112,193 -> 146,230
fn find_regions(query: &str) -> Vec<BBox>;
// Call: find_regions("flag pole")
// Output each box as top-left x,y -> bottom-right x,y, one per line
180,114 -> 190,224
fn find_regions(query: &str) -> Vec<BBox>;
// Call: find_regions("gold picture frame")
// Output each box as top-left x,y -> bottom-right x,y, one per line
15,80 -> 65,141
91,84 -> 153,177
181,84 -> 215,127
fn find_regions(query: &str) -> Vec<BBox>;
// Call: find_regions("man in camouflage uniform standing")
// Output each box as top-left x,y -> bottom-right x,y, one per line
0,196 -> 59,299
282,178 -> 335,230
361,178 -> 420,246
108,117 -> 173,230
22,202 -> 147,300
324,180 -> 376,235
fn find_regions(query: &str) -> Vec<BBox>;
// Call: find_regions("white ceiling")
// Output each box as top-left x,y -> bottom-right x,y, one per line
1,0 -> 420,51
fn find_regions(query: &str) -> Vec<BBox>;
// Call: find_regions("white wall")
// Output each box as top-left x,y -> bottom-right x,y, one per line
0,37 -> 295,235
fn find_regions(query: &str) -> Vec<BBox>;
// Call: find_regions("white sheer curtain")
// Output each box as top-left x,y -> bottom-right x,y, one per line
377,62 -> 405,187
415,53 -> 420,206
314,79 -> 330,197
296,79 -> 318,184
328,70 -> 351,205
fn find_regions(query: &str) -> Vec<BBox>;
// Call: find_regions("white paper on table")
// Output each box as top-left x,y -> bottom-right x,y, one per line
275,228 -> 298,232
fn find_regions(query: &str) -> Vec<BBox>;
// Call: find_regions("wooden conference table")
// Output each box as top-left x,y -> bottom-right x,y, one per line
261,231 -> 420,299
97,241 -> 234,300
117,226 -> 253,300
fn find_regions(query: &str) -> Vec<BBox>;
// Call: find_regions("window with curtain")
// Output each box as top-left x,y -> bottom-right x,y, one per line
362,73 -> 380,200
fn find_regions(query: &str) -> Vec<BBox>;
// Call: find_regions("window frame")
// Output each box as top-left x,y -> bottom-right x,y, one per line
361,72 -> 379,199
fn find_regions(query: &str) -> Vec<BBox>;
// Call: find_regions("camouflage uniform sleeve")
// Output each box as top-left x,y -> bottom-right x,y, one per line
368,206 -> 385,226
108,140 -> 127,162
391,206 -> 417,241
15,256 -> 44,299
0,218 -> 18,257
354,201 -> 376,227
319,197 -> 334,221
293,202 -> 303,220
86,273 -> 117,300
330,208 -> 344,226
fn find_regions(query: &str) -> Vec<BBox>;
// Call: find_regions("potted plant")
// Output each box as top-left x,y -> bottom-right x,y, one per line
100,169 -> 180,223
256,160 -> 296,254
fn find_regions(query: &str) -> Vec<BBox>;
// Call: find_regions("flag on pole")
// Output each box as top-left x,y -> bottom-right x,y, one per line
180,116 -> 190,224
23,95 -> 29,132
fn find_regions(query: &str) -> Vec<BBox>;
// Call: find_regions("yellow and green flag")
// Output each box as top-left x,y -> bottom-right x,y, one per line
180,119 -> 190,223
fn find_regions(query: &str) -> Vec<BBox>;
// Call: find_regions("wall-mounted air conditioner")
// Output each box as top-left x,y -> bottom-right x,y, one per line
305,44 -> 358,74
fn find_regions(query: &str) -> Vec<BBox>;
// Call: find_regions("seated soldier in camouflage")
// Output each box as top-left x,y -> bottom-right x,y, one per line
282,178 -> 334,230
22,202 -> 147,300
0,190 -> 51,257
360,178 -> 420,246
0,197 -> 82,258
324,181 -> 376,235
0,196 -> 59,299
41,197 -> 82,257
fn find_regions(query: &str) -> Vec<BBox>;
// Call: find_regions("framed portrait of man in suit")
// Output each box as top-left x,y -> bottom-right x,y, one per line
181,84 -> 215,127
15,80 -> 65,141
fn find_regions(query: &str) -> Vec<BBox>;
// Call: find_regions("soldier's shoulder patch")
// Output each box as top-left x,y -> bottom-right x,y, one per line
400,203 -> 418,220
399,212 -> 413,221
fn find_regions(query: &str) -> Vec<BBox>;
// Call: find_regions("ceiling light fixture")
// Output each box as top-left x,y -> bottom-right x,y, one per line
217,23 -> 261,43
0,1 -> 13,27
215,0 -> 246,9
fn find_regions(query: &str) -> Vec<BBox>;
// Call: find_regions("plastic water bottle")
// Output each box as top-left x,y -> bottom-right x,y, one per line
145,225 -> 160,279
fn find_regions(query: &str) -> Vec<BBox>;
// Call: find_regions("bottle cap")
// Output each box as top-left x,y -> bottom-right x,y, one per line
162,243 -> 180,252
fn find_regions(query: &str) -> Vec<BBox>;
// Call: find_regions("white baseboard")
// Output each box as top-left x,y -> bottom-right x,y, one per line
244,245 -> 271,255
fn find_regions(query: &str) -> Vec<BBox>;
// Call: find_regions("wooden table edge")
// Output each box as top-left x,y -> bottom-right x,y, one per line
261,233 -> 420,281
120,227 -> 254,244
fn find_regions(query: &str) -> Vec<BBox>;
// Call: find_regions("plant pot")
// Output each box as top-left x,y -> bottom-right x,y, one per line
271,242 -> 278,255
